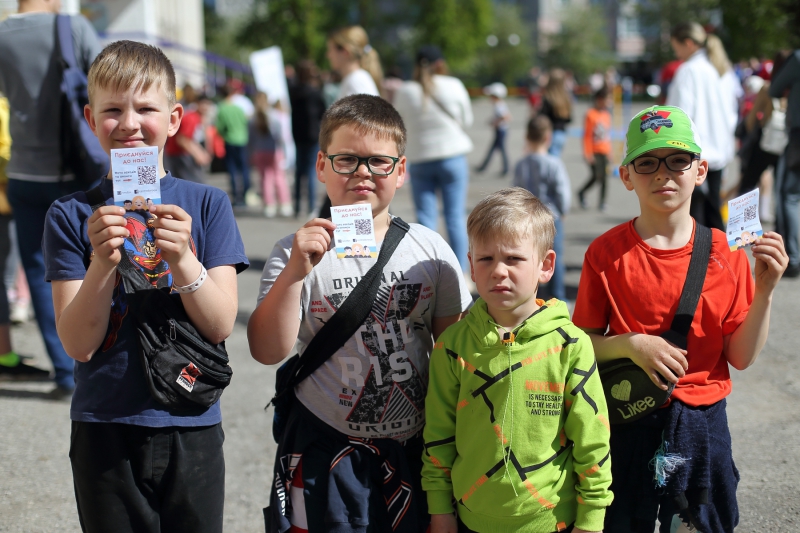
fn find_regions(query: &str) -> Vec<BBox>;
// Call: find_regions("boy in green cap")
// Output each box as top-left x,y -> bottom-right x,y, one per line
573,106 -> 789,532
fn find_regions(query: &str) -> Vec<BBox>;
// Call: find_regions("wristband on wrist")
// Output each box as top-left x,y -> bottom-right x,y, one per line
172,265 -> 208,294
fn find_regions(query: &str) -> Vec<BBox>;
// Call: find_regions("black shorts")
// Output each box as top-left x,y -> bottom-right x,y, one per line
70,421 -> 225,533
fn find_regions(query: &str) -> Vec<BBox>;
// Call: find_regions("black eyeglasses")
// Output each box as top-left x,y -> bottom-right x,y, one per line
326,154 -> 400,176
630,153 -> 700,174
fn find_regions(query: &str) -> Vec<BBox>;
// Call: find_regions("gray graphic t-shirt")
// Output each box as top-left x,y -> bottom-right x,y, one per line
259,222 -> 472,440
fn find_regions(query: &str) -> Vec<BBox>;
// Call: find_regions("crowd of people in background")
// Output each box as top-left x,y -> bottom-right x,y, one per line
0,13 -> 798,401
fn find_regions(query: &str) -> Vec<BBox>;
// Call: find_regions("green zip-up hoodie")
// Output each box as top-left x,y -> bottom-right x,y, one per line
422,298 -> 612,532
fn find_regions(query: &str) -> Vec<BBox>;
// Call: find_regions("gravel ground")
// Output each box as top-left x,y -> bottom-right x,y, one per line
1,99 -> 798,532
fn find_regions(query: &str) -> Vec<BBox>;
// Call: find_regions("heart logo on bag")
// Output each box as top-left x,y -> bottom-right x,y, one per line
611,380 -> 632,402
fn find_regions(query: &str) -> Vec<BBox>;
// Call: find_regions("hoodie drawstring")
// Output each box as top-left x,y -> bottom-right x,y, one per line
498,329 -> 519,496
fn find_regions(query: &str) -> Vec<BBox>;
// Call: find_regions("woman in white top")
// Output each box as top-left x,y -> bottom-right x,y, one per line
666,22 -> 738,231
326,26 -> 382,99
316,26 -> 383,218
393,46 -> 473,273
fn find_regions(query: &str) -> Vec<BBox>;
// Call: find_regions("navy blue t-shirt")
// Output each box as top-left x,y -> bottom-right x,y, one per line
43,173 -> 249,427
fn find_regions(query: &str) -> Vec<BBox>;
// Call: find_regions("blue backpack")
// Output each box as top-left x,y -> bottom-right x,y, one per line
55,15 -> 108,185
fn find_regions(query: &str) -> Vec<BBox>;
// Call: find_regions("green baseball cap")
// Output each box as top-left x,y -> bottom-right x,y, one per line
621,106 -> 702,166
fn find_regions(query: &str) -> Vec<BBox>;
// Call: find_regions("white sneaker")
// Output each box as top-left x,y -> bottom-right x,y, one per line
10,302 -> 31,324
263,204 -> 277,218
245,190 -> 261,208
279,203 -> 294,217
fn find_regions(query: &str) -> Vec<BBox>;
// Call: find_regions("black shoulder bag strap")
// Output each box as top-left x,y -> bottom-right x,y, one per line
280,217 -> 410,394
661,224 -> 713,349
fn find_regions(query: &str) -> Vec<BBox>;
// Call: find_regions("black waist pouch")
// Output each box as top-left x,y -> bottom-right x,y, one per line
126,285 -> 233,410
599,358 -> 674,424
82,186 -> 232,411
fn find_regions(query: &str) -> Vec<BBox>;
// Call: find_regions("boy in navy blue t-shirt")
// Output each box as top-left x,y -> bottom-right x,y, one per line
42,41 -> 248,533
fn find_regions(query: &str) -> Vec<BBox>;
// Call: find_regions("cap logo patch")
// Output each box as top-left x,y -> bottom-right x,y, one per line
639,110 -> 673,134
666,140 -> 690,149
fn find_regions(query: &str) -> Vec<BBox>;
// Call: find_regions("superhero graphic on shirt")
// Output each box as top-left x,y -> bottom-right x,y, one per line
326,282 -> 427,438
100,210 -> 196,351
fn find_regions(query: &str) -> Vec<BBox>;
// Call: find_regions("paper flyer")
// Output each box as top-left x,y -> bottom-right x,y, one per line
110,146 -> 161,210
726,189 -> 763,252
330,204 -> 377,258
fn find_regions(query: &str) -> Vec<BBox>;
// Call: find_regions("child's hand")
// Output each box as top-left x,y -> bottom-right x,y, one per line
585,155 -> 595,165
430,513 -> 457,533
286,218 -> 336,280
149,205 -> 194,268
87,206 -> 129,268
627,333 -> 688,390
751,231 -> 789,293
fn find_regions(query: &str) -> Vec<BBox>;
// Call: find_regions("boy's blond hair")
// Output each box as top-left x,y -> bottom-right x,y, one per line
88,40 -> 177,107
319,94 -> 406,156
467,187 -> 555,258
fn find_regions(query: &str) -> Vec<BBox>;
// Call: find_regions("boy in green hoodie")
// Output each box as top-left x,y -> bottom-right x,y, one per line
422,187 -> 612,533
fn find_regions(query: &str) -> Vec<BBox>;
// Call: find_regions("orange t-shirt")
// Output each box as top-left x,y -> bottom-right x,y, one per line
583,107 -> 612,159
573,220 -> 755,407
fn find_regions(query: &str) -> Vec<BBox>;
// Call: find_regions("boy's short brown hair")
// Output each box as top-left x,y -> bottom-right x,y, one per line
88,40 -> 177,107
526,115 -> 553,144
319,94 -> 406,156
467,187 -> 555,258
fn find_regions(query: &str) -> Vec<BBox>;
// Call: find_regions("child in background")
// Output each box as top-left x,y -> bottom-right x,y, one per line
249,95 -> 472,532
578,87 -> 612,211
477,82 -> 511,177
250,92 -> 292,218
0,95 -> 49,381
164,94 -> 213,184
573,105 -> 788,532
216,84 -> 250,206
423,188 -> 611,533
513,115 -> 571,301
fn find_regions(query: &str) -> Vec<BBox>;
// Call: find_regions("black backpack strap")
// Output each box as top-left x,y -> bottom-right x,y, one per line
661,224 -> 712,350
286,217 -> 410,389
55,15 -> 77,70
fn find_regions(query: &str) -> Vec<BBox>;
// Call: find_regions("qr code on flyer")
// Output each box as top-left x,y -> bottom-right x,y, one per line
355,218 -> 372,236
137,165 -> 157,185
744,205 -> 757,222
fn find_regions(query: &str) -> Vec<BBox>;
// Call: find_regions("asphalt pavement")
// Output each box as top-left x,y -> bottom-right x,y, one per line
0,98 -> 798,532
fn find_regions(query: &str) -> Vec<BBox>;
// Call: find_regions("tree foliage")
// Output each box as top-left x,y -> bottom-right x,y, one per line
203,5 -> 244,61
411,0 -> 493,72
233,0 -> 343,66
227,0 -> 491,73
471,4 -> 534,85
541,7 -> 615,81
720,0 -> 800,61
638,0 -> 800,65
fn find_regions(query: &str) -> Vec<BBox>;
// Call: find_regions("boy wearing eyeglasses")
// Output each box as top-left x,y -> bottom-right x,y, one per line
573,106 -> 789,532
249,94 -> 472,533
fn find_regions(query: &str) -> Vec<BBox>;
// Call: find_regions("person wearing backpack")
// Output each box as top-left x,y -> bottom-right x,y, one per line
0,0 -> 101,398
738,51 -> 792,198
769,48 -> 800,279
